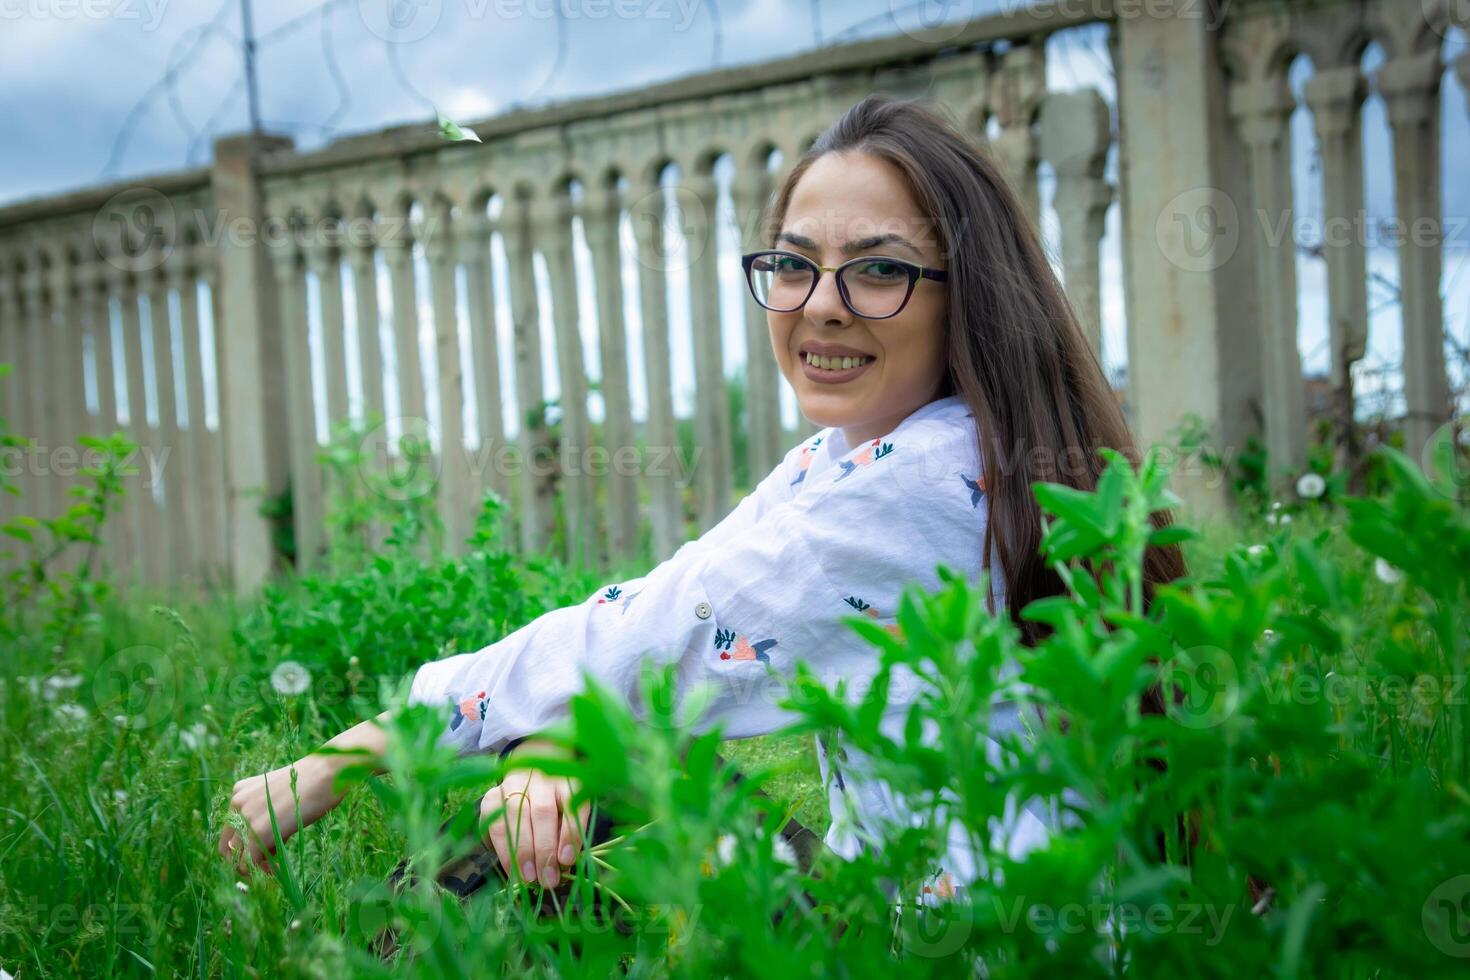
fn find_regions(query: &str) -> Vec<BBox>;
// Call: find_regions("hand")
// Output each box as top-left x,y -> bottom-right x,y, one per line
218,755 -> 342,873
218,710 -> 390,873
480,740 -> 590,889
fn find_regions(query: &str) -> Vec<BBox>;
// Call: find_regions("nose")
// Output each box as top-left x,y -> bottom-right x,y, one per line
804,266 -> 853,328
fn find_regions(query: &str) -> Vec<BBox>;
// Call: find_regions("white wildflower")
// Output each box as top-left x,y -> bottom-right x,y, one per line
270,660 -> 312,697
236,881 -> 250,894
1295,472 -> 1326,500
42,673 -> 83,701
1247,544 -> 1267,557
715,833 -> 737,868
113,789 -> 129,805
1374,558 -> 1403,585
55,703 -> 88,727
179,721 -> 217,752
772,836 -> 799,868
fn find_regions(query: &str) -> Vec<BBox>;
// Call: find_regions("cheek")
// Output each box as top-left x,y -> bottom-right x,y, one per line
768,314 -> 798,363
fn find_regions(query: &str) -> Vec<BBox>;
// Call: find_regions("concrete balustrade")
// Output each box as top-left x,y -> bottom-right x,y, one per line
0,0 -> 1460,593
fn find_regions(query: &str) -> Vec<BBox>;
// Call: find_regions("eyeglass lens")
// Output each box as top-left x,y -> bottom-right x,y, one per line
748,253 -> 914,318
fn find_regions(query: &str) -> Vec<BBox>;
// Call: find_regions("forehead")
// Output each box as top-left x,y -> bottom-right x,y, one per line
782,151 -> 933,250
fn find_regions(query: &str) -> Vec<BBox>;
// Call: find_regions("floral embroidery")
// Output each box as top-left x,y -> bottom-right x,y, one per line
834,438 -> 895,482
960,472 -> 986,507
842,595 -> 904,639
789,436 -> 823,486
450,690 -> 489,731
921,870 -> 958,900
596,584 -> 642,614
714,627 -> 779,663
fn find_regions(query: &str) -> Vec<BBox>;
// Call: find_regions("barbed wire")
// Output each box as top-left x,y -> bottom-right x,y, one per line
99,0 -> 237,179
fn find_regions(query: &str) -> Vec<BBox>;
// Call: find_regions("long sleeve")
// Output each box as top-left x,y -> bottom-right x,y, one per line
407,416 -> 996,756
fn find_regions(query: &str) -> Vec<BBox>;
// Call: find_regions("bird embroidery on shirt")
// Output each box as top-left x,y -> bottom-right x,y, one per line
960,472 -> 987,507
714,627 -> 779,663
842,596 -> 904,639
596,584 -> 641,614
450,690 -> 489,731
789,436 -> 823,485
834,439 -> 895,482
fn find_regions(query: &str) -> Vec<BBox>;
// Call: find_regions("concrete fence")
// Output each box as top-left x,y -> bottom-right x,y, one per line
1,0 -> 1466,597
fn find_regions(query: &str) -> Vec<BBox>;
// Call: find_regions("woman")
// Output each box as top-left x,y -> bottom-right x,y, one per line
219,92 -> 1186,897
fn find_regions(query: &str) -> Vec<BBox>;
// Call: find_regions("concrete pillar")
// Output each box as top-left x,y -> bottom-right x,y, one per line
49,254 -> 88,528
271,239 -> 324,572
305,237 -> 349,433
169,259 -> 211,584
347,238 -> 385,427
195,260 -> 230,587
1377,49 -> 1450,458
1302,65 -> 1369,458
456,212 -> 509,509
505,189 -> 554,555
20,259 -> 56,522
143,261 -> 187,587
424,202 -> 473,556
1230,75 -> 1307,480
628,179 -> 682,560
381,234 -> 426,428
731,165 -> 784,481
682,168 -> 732,533
583,182 -> 640,564
210,133 -> 294,592
1039,88 -> 1114,360
542,191 -> 598,568
1113,5 -> 1261,519
111,266 -> 158,585
78,261 -> 127,580
989,43 -> 1046,230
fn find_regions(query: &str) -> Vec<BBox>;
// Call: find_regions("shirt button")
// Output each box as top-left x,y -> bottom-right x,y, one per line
694,601 -> 712,620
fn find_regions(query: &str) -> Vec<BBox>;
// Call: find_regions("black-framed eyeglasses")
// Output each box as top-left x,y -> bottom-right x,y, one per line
740,249 -> 948,320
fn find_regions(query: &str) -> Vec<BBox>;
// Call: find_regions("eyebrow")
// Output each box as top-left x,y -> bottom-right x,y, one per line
776,231 -> 924,257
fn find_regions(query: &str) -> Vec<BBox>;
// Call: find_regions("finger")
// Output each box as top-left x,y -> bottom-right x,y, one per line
481,787 -> 512,878
507,783 -> 539,886
556,786 -> 590,868
528,776 -> 561,888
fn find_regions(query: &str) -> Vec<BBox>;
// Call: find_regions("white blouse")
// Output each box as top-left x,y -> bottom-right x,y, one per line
408,393 -> 1055,891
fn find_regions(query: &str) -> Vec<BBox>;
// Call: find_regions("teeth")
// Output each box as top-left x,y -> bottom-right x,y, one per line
806,352 -> 871,370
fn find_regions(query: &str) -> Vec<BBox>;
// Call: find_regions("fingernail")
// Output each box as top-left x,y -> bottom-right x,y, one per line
520,860 -> 535,882
542,866 -> 559,889
560,845 -> 575,865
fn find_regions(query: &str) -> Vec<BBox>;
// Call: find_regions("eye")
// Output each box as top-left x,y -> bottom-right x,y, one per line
849,259 -> 907,284
769,255 -> 811,279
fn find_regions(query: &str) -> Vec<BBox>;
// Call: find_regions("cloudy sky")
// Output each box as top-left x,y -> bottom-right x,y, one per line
2,0 -> 1467,445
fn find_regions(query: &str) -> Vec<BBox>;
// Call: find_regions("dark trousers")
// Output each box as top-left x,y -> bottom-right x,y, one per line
375,751 -> 827,956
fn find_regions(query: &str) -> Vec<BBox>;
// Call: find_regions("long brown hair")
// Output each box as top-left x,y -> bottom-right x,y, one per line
764,93 -> 1187,644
